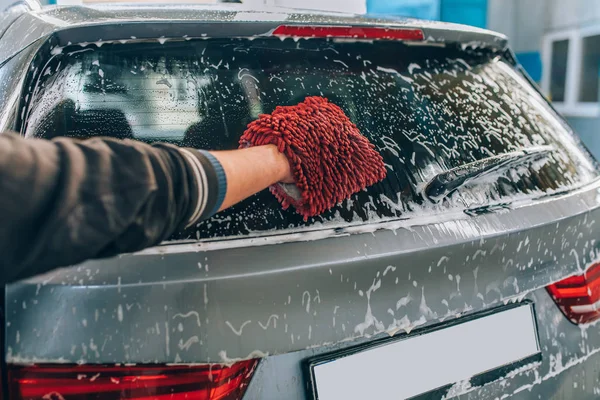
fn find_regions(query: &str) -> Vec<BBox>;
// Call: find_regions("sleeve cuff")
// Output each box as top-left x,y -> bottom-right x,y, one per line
197,150 -> 227,217
179,148 -> 227,228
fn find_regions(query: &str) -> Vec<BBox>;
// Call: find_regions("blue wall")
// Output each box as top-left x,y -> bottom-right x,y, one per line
366,0 -> 440,20
367,0 -> 488,28
440,0 -> 487,28
516,51 -> 543,83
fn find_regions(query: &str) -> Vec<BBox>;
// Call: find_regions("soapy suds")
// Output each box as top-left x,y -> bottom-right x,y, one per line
225,320 -> 252,336
173,311 -> 202,327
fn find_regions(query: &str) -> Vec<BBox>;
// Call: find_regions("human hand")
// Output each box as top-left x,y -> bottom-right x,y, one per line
273,147 -> 294,184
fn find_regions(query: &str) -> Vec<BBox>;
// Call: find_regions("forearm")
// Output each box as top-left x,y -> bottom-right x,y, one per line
209,144 -> 291,211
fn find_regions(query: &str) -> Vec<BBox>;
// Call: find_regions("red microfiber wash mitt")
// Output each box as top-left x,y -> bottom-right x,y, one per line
239,96 -> 387,220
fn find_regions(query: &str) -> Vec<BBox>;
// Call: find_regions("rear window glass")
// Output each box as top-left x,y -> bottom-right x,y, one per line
22,38 -> 598,240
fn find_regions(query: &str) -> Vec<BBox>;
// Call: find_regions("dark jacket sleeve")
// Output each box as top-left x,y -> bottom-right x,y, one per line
0,132 -> 220,285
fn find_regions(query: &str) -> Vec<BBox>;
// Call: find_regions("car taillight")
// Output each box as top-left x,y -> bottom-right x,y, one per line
8,360 -> 258,400
272,25 -> 425,41
547,262 -> 600,324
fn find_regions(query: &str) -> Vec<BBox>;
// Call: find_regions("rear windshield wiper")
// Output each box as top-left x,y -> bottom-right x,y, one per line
424,145 -> 556,202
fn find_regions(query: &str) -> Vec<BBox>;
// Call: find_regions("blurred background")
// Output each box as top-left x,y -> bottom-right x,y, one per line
7,0 -> 600,159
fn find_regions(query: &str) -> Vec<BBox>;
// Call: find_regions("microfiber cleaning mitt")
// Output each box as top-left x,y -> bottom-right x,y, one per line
239,96 -> 387,220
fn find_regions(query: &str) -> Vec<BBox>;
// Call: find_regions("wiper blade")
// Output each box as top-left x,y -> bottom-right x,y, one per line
424,145 -> 555,202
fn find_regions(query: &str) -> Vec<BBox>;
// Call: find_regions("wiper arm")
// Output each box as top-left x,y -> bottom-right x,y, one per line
424,145 -> 555,202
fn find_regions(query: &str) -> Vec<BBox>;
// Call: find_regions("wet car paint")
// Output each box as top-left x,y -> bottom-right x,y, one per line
6,181 -> 600,398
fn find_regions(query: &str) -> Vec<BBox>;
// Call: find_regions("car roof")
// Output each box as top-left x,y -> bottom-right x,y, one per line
0,3 -> 508,66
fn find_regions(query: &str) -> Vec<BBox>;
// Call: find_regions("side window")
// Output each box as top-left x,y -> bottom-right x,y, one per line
543,30 -> 600,119
579,34 -> 600,102
549,39 -> 569,102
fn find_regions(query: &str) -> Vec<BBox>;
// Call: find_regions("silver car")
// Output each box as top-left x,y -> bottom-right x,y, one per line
2,1 -> 600,399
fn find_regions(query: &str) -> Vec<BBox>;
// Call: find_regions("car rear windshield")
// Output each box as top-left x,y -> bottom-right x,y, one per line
22,38 -> 598,240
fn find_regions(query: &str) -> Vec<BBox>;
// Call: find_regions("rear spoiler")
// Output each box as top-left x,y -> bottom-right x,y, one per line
0,8 -> 508,66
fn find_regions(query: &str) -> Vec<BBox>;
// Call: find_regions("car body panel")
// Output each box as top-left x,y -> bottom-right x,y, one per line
7,179 -> 600,365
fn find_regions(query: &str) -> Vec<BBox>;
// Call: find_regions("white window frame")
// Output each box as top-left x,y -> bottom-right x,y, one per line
542,26 -> 600,118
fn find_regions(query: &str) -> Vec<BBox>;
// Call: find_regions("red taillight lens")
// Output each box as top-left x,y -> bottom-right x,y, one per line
272,25 -> 425,41
8,361 -> 258,400
547,262 -> 600,324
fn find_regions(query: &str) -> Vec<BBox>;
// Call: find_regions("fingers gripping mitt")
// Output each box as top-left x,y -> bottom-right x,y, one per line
239,96 -> 387,220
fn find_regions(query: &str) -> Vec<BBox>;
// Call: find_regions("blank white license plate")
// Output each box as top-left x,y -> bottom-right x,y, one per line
309,304 -> 540,400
